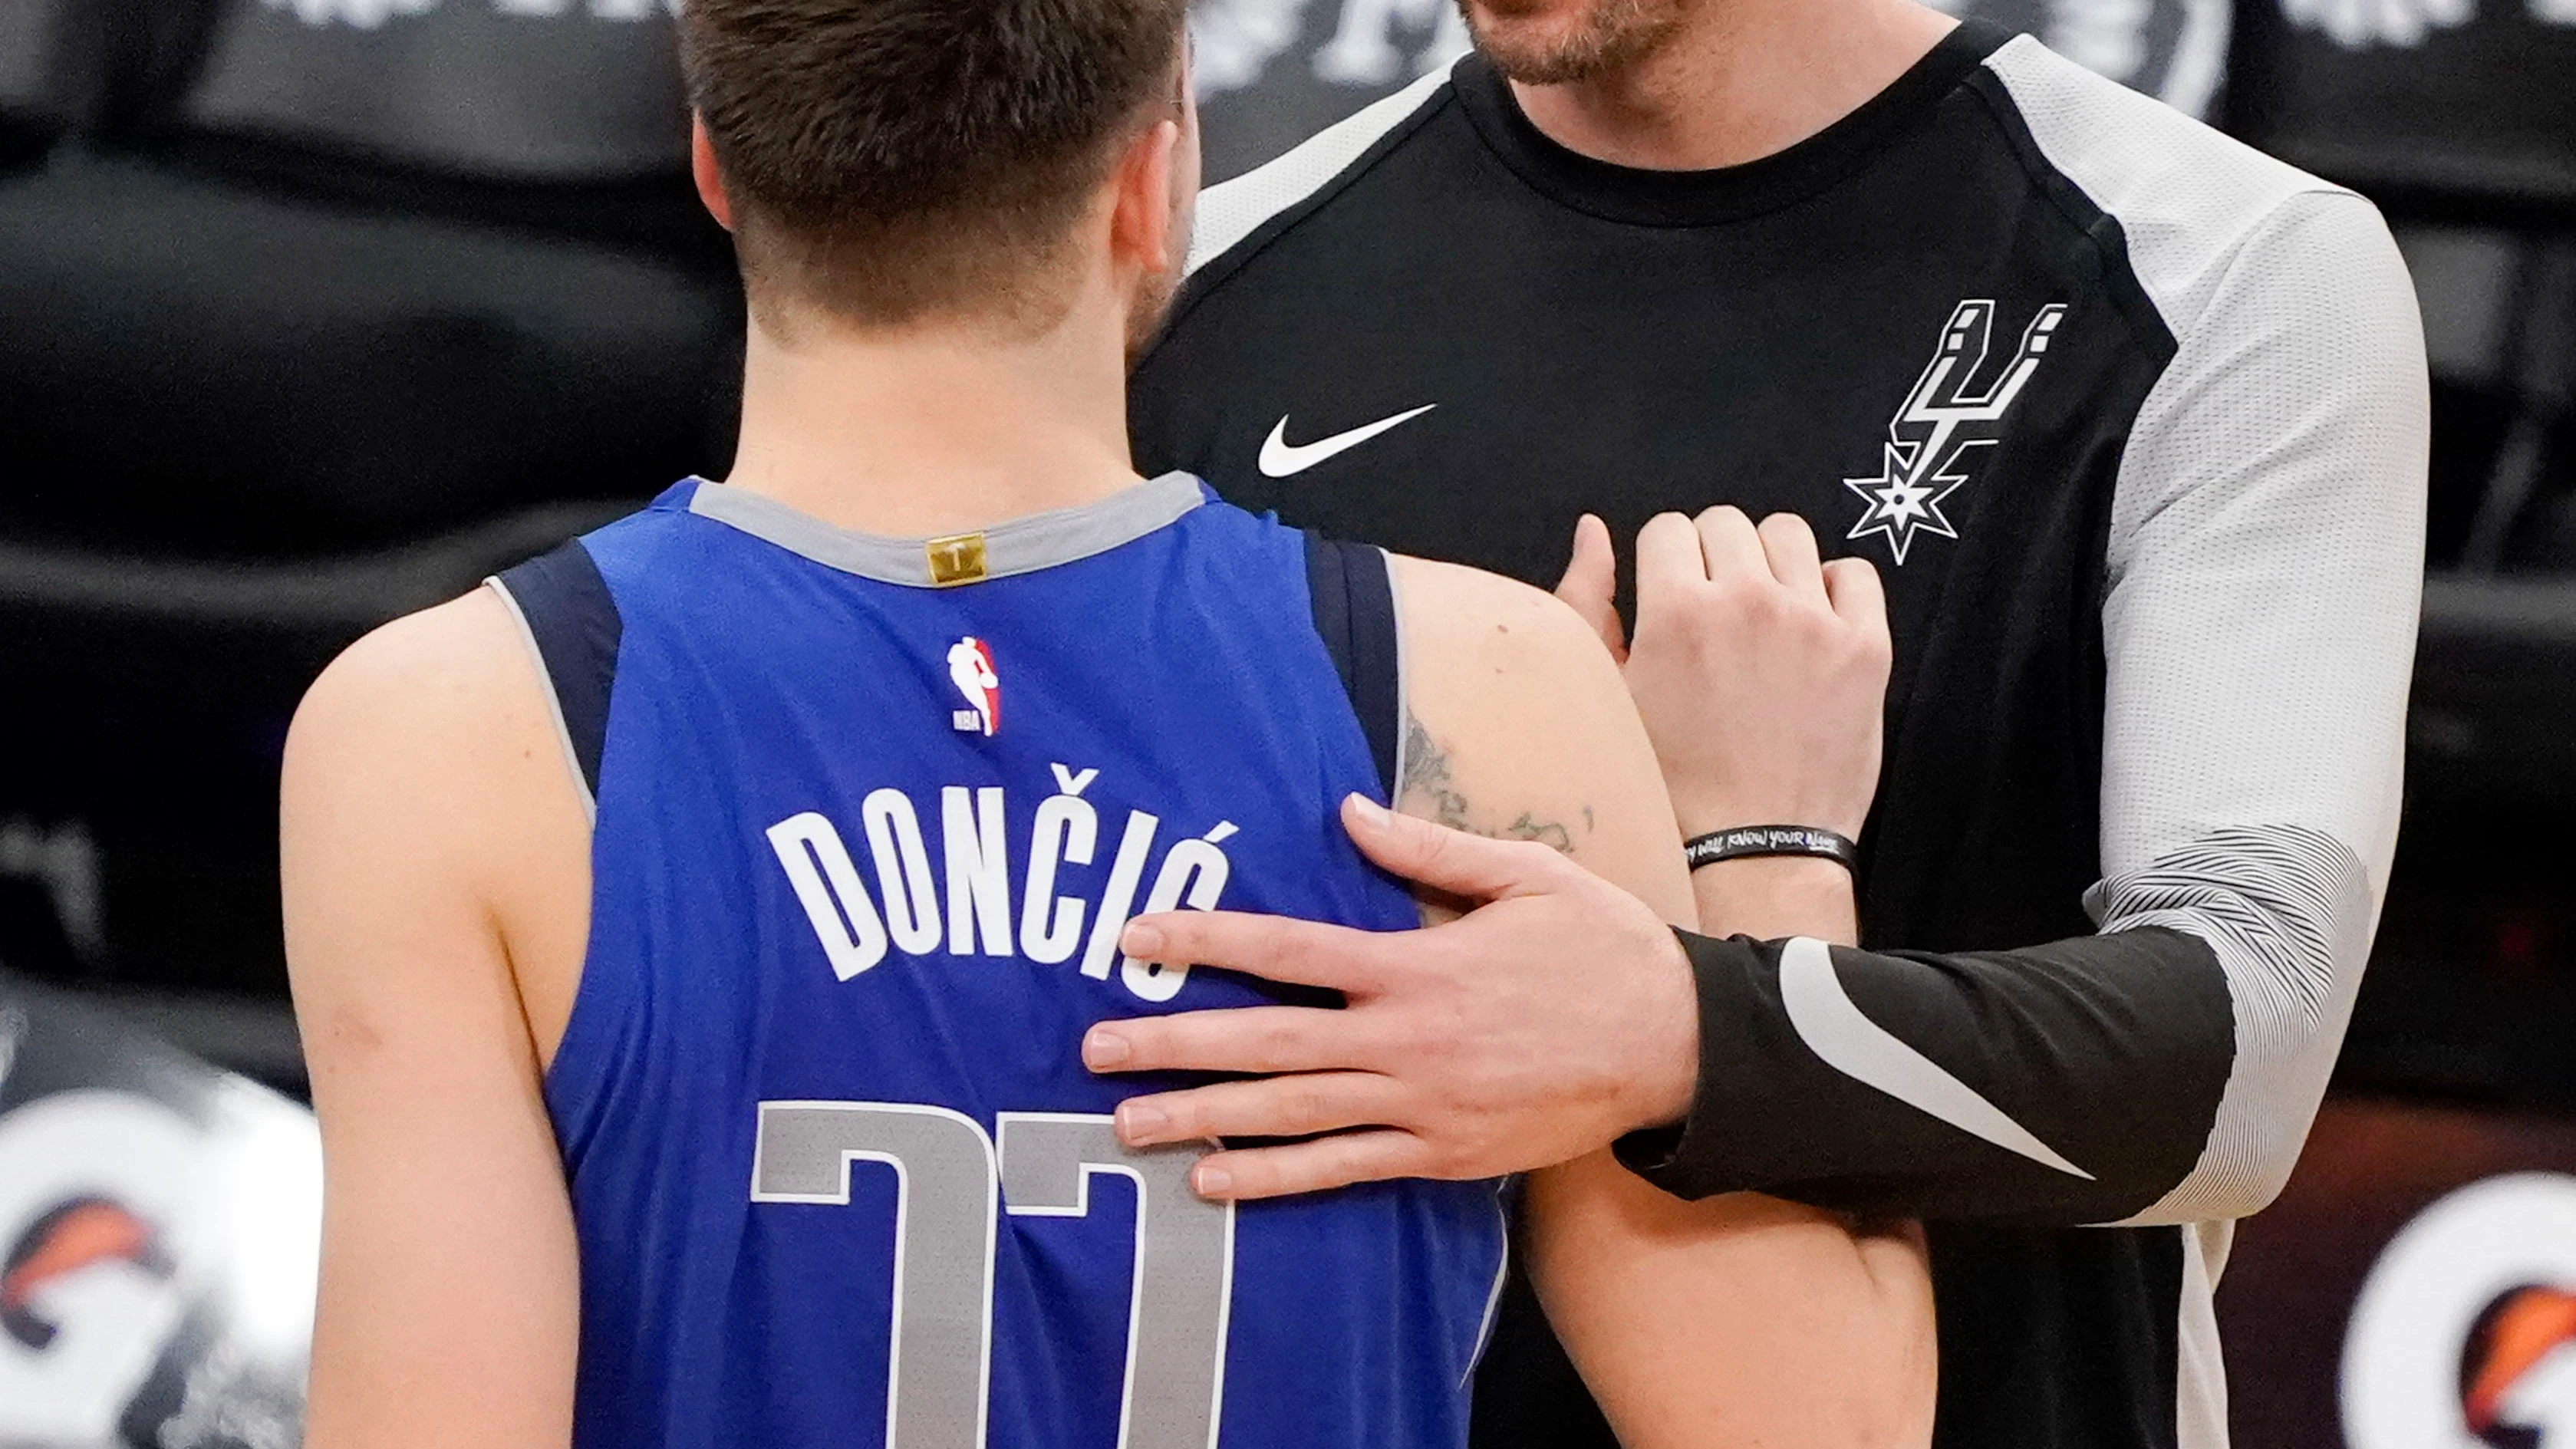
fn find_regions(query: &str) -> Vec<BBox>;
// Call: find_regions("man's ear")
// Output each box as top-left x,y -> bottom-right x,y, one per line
691,116 -> 735,232
1106,116 -> 1183,285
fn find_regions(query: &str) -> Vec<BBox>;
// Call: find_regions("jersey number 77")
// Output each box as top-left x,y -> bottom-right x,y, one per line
749,1101 -> 1236,1449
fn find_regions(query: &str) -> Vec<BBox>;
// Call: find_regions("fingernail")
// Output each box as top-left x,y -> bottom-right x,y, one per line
1083,1029 -> 1130,1070
1122,920 -> 1165,958
1118,1102 -> 1168,1142
1194,1163 -> 1233,1198
1346,793 -> 1390,828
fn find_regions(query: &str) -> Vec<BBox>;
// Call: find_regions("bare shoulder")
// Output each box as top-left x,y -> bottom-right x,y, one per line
282,586 -> 591,1046
294,589 -> 538,745
1388,555 -> 1612,677
1386,556 -> 1632,756
1387,555 -> 1692,924
285,588 -> 572,830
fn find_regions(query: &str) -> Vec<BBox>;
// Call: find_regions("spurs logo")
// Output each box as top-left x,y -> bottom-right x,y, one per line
1844,299 -> 2067,565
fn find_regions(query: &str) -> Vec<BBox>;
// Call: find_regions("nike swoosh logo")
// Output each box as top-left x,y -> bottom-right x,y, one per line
1777,937 -> 2094,1180
1257,404 -> 1437,479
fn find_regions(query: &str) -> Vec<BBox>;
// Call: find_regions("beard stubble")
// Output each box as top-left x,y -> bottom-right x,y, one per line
1458,0 -> 1688,84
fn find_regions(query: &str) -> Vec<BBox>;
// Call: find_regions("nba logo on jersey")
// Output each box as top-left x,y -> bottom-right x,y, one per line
948,636 -> 1000,736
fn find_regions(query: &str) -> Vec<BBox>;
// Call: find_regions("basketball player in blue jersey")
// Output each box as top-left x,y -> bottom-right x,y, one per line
278,3 -> 1932,1447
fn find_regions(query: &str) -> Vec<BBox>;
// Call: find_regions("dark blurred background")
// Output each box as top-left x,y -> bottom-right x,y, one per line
0,0 -> 2571,1444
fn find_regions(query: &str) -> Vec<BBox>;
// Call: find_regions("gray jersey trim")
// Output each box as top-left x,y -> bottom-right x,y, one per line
1461,1187 -> 1510,1390
482,575 -> 597,827
687,473 -> 1205,587
1383,550 -> 1412,798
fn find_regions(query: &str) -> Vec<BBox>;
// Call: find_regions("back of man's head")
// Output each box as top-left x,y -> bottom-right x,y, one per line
680,0 -> 1191,334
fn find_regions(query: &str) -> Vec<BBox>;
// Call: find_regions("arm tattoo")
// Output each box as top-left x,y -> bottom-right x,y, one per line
1400,710 -> 1579,854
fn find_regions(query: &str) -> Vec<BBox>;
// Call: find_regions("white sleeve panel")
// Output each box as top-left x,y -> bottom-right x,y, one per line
2095,191 -> 2427,1224
1987,41 -> 2430,1223
1186,66 -> 1453,275
2097,189 -> 2425,904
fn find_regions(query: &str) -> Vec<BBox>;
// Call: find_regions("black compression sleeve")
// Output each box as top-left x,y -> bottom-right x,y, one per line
1616,927 -> 2237,1224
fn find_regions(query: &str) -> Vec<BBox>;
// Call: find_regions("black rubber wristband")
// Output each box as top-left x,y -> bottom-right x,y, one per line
1683,825 -> 1860,874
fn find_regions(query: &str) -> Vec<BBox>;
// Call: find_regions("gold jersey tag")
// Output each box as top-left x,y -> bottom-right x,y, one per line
925,532 -> 989,587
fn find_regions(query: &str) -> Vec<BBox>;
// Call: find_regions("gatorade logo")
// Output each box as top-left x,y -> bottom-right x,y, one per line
2463,1285 -> 2576,1446
0,1092 -> 199,1444
2,1200 -> 169,1350
2344,1174 -> 2576,1449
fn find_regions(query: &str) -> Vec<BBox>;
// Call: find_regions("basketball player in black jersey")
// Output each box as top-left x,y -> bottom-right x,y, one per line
1094,0 -> 2429,1445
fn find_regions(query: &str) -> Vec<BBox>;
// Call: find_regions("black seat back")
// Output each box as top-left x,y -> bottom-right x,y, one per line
0,0 -> 86,157
1944,0 -> 2231,118
0,0 -> 61,123
2228,0 -> 2576,218
172,0 -> 688,183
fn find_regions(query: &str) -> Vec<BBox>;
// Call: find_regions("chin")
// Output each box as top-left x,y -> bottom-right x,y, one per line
1462,0 -> 1683,84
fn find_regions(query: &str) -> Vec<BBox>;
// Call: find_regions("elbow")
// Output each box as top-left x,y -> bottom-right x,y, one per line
2127,1089 -> 2325,1225
2228,1103 -> 2327,1217
2100,844 -> 2377,1223
2202,1152 -> 2300,1221
2202,973 -> 2364,1221
2241,1094 -> 2337,1214
2116,1150 -> 2294,1227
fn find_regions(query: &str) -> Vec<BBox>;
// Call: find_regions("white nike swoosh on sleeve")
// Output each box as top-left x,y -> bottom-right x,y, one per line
1257,404 -> 1437,478
1778,937 -> 2096,1181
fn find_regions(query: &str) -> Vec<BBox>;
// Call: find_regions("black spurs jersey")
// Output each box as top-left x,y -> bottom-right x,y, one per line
1132,22 -> 2428,1449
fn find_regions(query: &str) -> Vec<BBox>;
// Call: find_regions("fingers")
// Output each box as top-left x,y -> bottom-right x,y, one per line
1113,1070 -> 1401,1148
1690,505 -> 1768,585
1339,793 -> 1568,901
1639,507 -> 1844,622
1756,512 -> 1829,604
1082,1004 -> 1356,1076
1634,510 -> 1711,603
1821,556 -> 1892,653
1553,514 -> 1627,660
1113,907 -> 1388,994
1188,1129 -> 1433,1201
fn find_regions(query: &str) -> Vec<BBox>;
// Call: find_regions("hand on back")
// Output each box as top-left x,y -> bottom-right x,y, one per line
1556,509 -> 1892,842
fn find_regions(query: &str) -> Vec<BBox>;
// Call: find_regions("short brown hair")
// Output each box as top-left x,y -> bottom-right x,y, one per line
680,0 -> 1189,329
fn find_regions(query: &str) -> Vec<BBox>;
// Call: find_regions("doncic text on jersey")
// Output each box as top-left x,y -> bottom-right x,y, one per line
763,759 -> 1239,1003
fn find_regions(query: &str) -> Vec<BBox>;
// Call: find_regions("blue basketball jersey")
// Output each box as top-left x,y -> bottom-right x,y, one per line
491,474 -> 1507,1449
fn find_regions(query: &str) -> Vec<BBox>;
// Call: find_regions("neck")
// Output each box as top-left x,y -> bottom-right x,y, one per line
1508,0 -> 1956,172
722,302 -> 1142,538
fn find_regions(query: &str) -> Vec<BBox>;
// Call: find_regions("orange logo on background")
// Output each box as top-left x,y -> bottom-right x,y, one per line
2464,1285 -> 2576,1442
2343,1172 -> 2576,1449
1,1198 -> 165,1349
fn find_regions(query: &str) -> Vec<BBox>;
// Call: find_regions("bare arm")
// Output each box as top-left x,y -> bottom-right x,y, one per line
282,591 -> 591,1449
1394,557 -> 1932,1449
